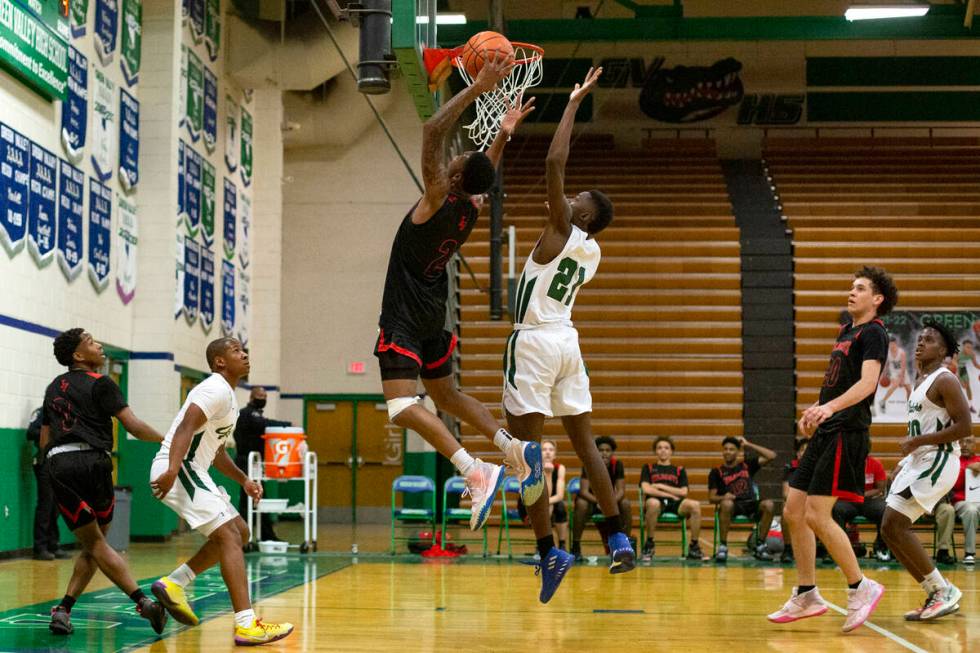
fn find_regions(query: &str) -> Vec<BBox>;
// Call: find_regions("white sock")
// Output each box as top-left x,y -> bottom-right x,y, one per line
234,608 -> 256,628
922,568 -> 947,594
493,428 -> 513,452
168,563 -> 196,588
450,449 -> 476,476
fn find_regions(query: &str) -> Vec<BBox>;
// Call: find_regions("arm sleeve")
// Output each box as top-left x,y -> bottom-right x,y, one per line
678,467 -> 689,488
93,377 -> 128,416
863,325 -> 889,364
708,468 -> 720,493
639,465 -> 651,484
190,381 -> 230,420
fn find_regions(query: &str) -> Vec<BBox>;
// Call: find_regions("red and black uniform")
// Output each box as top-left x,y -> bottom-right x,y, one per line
641,463 -> 689,514
581,457 -> 625,515
783,458 -> 800,485
790,319 -> 888,501
374,194 -> 480,380
709,457 -> 762,517
42,369 -> 127,530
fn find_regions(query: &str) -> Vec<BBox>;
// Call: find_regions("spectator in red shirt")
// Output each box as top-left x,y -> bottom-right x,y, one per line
832,452 -> 890,561
934,436 -> 980,565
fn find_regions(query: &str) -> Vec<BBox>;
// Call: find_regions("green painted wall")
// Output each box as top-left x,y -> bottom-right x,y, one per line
0,428 -> 43,553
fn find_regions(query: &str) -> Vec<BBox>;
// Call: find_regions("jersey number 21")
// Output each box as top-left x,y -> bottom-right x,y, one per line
547,257 -> 586,306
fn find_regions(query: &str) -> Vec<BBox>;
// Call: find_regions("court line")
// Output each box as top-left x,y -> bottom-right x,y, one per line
822,600 -> 929,653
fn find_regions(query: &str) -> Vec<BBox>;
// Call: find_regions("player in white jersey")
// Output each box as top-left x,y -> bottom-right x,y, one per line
148,338 -> 294,646
880,321 -> 971,621
500,68 -> 633,604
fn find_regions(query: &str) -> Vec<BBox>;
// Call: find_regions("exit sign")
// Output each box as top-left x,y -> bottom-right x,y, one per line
347,361 -> 366,375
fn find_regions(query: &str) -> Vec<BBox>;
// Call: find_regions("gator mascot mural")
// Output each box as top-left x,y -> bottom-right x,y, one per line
639,57 -> 744,123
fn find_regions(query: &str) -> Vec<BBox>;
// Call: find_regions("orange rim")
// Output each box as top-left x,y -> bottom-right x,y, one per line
442,42 -> 544,68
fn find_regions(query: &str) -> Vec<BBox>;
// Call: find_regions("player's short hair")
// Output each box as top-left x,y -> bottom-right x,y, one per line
205,337 -> 237,370
595,435 -> 617,451
654,436 -> 675,452
722,436 -> 741,449
854,265 -> 898,316
542,439 -> 558,449
963,339 -> 975,349
461,151 -> 496,195
921,319 -> 959,358
586,190 -> 614,235
888,334 -> 897,343
53,328 -> 85,367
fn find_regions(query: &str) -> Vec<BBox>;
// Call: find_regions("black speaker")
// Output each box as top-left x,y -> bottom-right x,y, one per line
355,0 -> 393,94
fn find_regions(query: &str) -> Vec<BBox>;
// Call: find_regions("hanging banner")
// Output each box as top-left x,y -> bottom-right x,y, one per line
72,0 -> 90,37
201,159 -> 215,246
221,258 -> 234,335
178,45 -> 187,128
185,49 -> 203,142
61,47 -> 88,164
190,0 -> 205,42
236,265 -> 249,345
181,0 -> 188,25
57,160 -> 84,281
94,0 -> 119,66
240,106 -> 252,186
222,177 -> 235,259
200,245 -> 214,332
204,0 -> 220,62
174,233 -> 184,319
87,178 -> 112,292
224,94 -> 238,172
0,123 -> 30,257
203,66 -> 217,153
184,146 -> 201,237
91,69 -> 116,183
118,89 -> 139,192
120,0 -> 141,87
115,194 -> 137,304
237,192 -> 250,269
177,139 -> 185,224
28,143 -> 57,267
183,236 -> 200,324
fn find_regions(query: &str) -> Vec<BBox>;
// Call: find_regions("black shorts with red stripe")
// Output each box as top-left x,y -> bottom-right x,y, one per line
48,449 -> 115,531
374,327 -> 458,381
788,428 -> 869,503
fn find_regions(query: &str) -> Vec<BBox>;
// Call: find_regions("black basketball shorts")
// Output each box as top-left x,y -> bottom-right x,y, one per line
374,327 -> 457,381
48,449 -> 115,531
788,428 -> 869,503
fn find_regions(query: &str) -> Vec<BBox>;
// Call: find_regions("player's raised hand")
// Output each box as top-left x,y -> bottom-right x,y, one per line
473,50 -> 515,93
499,91 -> 536,136
569,66 -> 603,104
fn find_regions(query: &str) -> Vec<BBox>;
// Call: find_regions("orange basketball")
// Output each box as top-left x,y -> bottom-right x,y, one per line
879,376 -> 891,388
460,31 -> 514,78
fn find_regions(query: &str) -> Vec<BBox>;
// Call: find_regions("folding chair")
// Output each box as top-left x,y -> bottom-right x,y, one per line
442,476 -> 489,556
713,485 -> 760,556
390,475 -> 436,554
638,485 -> 688,557
498,476 -> 537,558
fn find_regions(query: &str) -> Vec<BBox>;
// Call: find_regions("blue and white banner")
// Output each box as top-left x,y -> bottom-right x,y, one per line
177,139 -> 185,223
221,258 -> 235,336
183,236 -> 200,324
236,265 -> 249,346
175,233 -> 185,319
94,0 -> 119,66
28,143 -> 57,267
91,70 -> 116,183
87,179 -> 112,292
115,194 -> 138,304
224,94 -> 238,172
203,66 -> 217,153
222,177 -> 235,260
0,123 -> 30,257
57,160 -> 85,281
184,146 -> 201,237
200,245 -> 214,332
118,90 -> 139,192
238,191 -> 250,269
190,0 -> 205,42
61,47 -> 88,164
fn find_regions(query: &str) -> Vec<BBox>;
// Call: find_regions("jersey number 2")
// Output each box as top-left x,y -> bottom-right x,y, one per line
547,257 -> 586,306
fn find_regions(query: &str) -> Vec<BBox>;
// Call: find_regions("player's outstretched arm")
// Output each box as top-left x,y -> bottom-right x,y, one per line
742,438 -> 777,465
115,407 -> 164,443
485,92 -> 535,168
150,404 -> 208,499
899,374 -> 971,455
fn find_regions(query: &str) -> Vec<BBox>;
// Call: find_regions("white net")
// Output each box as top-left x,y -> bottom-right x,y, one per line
454,45 -> 543,151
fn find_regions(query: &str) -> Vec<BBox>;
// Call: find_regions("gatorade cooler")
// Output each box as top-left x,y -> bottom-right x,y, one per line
262,427 -> 307,478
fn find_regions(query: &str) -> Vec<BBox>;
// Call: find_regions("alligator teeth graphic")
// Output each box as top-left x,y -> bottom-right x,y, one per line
639,57 -> 745,123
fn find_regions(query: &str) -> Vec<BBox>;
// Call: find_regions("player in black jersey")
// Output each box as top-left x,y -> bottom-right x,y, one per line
769,266 -> 897,632
41,329 -> 168,636
374,53 -> 539,531
640,436 -> 703,560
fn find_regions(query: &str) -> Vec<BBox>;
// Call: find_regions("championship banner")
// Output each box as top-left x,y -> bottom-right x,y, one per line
222,176 -> 235,259
118,89 -> 139,192
178,45 -> 187,128
72,0 -> 89,38
237,191 -> 250,269
240,106 -> 252,186
91,69 -> 116,183
183,235 -> 200,324
184,146 -> 201,237
201,159 -> 215,246
61,47 -> 88,164
874,310 -> 980,424
94,0 -> 119,66
190,0 -> 205,43
224,94 -> 238,172
236,265 -> 249,345
0,122 -> 30,257
174,233 -> 184,319
204,0 -> 220,62
57,160 -> 84,281
120,0 -> 141,87
203,66 -> 217,153
185,49 -> 203,142
28,142 -> 57,267
177,139 -> 185,223
199,245 -> 214,332
221,258 -> 234,335
87,178 -> 112,292
115,194 -> 137,304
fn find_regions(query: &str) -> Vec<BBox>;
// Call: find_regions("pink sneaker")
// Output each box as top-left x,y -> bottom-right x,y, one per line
463,460 -> 504,531
767,587 -> 828,623
842,578 -> 884,632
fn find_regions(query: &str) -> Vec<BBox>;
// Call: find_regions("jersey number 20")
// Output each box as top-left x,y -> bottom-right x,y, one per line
547,257 -> 586,306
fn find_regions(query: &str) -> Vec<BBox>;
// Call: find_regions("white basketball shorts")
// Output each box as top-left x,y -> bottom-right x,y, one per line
150,458 -> 239,536
502,324 -> 592,418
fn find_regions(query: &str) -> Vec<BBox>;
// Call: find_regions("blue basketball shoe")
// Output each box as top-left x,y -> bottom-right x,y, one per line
504,438 -> 543,506
537,547 -> 574,604
608,532 -> 636,574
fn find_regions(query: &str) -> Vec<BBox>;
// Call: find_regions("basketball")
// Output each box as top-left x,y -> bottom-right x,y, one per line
879,376 -> 891,388
460,31 -> 515,78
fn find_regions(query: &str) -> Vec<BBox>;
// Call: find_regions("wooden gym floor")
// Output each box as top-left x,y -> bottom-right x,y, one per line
0,523 -> 976,652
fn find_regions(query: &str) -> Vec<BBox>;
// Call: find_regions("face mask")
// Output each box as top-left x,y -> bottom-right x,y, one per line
253,399 -> 266,410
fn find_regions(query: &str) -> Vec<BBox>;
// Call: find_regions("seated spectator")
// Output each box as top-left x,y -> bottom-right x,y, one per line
571,436 -> 632,559
779,437 -> 809,564
640,436 -> 702,560
708,436 -> 775,562
831,451 -> 890,561
934,435 -> 980,565
517,439 -> 568,550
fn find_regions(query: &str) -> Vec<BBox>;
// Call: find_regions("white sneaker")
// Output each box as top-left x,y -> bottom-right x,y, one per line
920,583 -> 962,620
963,553 -> 976,565
463,460 -> 505,531
843,578 -> 885,632
767,587 -> 828,623
502,438 -> 543,506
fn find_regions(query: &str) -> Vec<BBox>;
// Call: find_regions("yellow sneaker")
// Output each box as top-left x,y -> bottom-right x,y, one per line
151,577 -> 200,626
234,619 -> 295,646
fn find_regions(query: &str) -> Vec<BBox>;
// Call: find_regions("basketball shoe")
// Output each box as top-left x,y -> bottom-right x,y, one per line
503,439 -> 543,506
767,587 -> 829,623
49,606 -> 73,635
463,460 -> 505,531
537,546 -> 574,603
919,583 -> 961,620
608,532 -> 636,574
842,578 -> 884,632
234,618 -> 294,646
152,576 -> 200,625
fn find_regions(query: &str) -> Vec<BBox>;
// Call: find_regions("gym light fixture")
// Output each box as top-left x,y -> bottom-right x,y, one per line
845,4 -> 930,21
